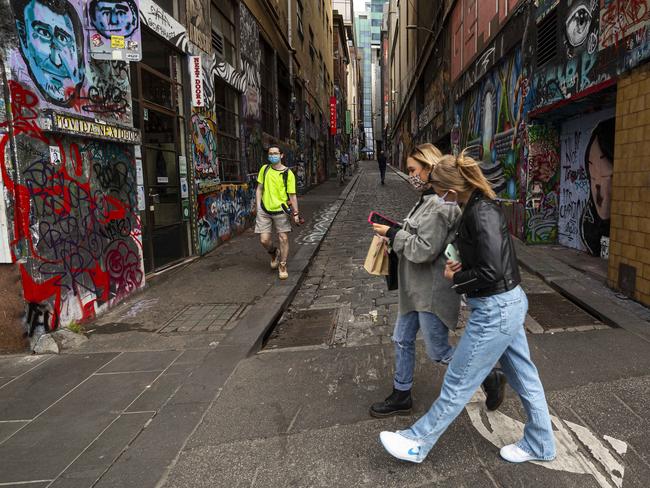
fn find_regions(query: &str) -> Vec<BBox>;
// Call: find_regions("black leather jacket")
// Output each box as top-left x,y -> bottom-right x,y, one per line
452,190 -> 521,297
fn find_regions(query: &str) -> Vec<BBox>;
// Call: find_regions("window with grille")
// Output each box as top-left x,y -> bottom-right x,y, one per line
536,7 -> 558,68
212,0 -> 237,67
214,77 -> 241,181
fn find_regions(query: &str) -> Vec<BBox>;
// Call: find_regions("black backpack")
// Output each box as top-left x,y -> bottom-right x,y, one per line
260,164 -> 291,215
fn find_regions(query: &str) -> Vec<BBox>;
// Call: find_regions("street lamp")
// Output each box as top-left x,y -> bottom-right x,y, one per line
406,25 -> 435,34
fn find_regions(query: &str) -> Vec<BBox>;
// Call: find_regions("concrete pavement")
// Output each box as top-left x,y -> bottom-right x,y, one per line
164,162 -> 650,487
1,162 -> 650,487
0,177 -> 352,487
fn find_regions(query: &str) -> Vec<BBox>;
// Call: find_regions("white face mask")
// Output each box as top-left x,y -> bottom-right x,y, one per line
439,190 -> 458,206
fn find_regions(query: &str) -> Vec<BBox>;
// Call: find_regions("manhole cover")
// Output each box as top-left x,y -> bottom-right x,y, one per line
264,308 -> 337,349
526,293 -> 605,330
159,303 -> 244,333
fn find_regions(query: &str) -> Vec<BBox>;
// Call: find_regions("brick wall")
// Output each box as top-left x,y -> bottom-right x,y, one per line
608,62 -> 650,305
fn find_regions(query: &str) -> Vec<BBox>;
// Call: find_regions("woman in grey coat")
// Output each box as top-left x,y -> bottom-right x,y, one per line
370,144 -> 506,417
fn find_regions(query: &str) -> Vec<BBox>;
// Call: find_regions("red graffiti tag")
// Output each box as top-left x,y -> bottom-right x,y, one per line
0,81 -> 142,329
600,0 -> 650,49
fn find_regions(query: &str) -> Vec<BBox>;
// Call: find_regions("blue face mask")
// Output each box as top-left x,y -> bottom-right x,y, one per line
268,154 -> 281,164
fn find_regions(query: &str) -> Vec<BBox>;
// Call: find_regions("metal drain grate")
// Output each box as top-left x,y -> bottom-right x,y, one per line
159,303 -> 244,333
526,293 -> 605,330
264,308 -> 337,349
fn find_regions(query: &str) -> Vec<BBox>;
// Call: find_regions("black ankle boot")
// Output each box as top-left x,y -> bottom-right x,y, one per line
482,368 -> 507,411
369,388 -> 412,418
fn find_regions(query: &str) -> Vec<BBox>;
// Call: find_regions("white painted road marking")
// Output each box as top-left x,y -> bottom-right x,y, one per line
466,390 -> 627,488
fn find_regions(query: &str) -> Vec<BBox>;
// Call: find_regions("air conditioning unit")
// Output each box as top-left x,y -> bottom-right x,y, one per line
212,28 -> 225,60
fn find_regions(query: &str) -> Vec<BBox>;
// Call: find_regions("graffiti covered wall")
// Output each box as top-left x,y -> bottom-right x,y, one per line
455,47 -> 533,238
197,184 -> 255,255
533,0 -> 650,110
1,82 -> 143,332
0,0 -> 143,334
456,48 -> 532,200
559,108 -> 615,256
525,124 -> 560,243
8,0 -> 133,125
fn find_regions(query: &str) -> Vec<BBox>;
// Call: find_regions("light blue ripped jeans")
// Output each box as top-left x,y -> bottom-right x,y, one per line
393,311 -> 454,391
398,286 -> 556,462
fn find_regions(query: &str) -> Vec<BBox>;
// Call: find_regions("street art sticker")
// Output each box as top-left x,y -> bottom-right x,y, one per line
526,125 -> 560,244
559,109 -> 615,257
9,0 -> 132,124
599,0 -> 650,50
0,81 -> 144,331
197,185 -> 255,255
87,0 -> 142,61
240,3 -> 261,120
139,0 -> 188,53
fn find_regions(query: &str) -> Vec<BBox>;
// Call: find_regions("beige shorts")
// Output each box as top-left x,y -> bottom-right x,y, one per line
255,210 -> 292,234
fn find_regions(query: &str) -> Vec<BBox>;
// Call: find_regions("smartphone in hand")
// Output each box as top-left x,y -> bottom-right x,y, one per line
444,243 -> 460,262
368,211 -> 398,227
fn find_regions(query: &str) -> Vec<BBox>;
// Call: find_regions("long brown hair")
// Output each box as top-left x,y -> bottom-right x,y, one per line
408,143 -> 443,170
430,149 -> 496,199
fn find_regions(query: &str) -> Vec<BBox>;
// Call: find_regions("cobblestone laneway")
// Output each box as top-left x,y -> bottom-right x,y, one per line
273,162 -> 418,348
267,161 -> 610,350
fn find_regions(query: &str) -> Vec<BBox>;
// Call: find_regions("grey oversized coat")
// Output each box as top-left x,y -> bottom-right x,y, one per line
390,193 -> 461,329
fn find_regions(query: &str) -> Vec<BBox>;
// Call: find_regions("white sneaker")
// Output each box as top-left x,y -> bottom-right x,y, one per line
500,443 -> 546,463
379,431 -> 424,463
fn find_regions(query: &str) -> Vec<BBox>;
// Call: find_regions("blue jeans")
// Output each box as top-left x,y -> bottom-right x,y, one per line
399,286 -> 556,462
393,311 -> 454,391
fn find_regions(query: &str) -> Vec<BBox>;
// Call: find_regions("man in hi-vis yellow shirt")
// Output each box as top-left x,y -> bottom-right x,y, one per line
255,146 -> 300,280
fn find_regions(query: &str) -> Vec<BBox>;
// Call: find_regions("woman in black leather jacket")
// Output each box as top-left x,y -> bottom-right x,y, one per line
379,151 -> 557,465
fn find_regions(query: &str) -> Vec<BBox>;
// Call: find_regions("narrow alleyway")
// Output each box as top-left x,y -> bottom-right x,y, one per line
1,163 -> 650,487
162,162 -> 650,488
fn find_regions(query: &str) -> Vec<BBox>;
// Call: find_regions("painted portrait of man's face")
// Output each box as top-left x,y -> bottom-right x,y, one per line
14,0 -> 85,106
90,0 -> 138,39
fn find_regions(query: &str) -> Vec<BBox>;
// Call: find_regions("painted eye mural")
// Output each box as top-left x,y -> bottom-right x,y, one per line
565,2 -> 593,48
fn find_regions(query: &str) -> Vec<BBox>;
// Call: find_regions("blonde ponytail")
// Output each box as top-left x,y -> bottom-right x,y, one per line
429,148 -> 497,199
408,143 -> 443,170
455,150 -> 496,199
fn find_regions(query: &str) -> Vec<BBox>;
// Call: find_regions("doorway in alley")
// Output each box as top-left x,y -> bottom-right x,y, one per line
131,29 -> 189,272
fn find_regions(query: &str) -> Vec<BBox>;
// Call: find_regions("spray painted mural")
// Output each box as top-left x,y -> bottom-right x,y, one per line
197,185 -> 256,255
0,1 -> 143,335
191,52 -> 220,191
559,109 -> 615,257
525,124 -> 561,243
456,48 -> 532,202
0,81 -> 143,332
8,0 -> 132,124
534,0 -> 650,110
240,3 -> 261,121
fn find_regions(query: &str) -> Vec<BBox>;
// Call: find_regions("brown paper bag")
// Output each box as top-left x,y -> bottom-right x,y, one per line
364,235 -> 389,276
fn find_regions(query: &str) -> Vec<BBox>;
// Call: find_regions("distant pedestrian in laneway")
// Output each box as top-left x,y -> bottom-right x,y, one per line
369,144 -> 506,419
380,150 -> 556,465
255,146 -> 300,280
377,151 -> 387,184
